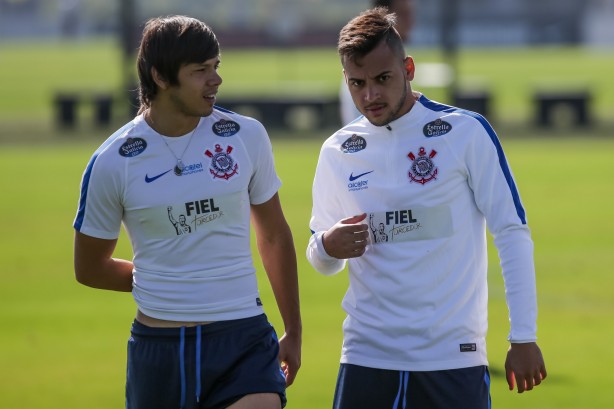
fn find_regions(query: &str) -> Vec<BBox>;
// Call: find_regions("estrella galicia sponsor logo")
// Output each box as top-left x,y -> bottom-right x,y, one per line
119,137 -> 147,157
212,119 -> 240,137
145,169 -> 172,183
341,134 -> 367,153
423,118 -> 452,137
348,170 -> 373,191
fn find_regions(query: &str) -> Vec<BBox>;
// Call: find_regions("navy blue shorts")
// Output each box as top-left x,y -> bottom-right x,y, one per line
333,364 -> 491,409
126,314 -> 286,409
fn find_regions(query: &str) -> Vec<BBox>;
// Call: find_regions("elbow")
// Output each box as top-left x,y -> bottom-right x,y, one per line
74,261 -> 99,288
74,266 -> 92,287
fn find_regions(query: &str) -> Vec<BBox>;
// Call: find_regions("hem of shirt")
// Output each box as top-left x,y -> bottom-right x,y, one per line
340,355 -> 489,372
250,181 -> 282,205
136,306 -> 265,323
74,226 -> 119,240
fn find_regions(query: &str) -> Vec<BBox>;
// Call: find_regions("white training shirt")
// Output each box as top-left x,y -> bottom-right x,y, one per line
307,94 -> 538,371
74,107 -> 281,322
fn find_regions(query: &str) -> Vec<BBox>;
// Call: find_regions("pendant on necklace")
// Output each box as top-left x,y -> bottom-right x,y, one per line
174,160 -> 184,176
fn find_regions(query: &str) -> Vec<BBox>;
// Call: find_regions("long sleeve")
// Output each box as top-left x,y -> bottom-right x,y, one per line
465,117 -> 538,342
306,231 -> 346,276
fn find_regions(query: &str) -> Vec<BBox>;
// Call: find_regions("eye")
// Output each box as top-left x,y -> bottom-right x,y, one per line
378,74 -> 391,83
350,79 -> 363,87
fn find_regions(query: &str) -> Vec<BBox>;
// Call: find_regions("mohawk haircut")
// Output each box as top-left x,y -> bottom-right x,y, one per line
337,7 -> 404,65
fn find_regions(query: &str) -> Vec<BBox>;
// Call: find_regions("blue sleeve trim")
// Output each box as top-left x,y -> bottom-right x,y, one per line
73,153 -> 97,231
213,105 -> 236,114
73,123 -> 133,231
419,95 -> 527,224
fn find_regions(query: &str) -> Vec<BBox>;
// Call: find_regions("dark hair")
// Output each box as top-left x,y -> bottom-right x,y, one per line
136,15 -> 219,111
337,7 -> 404,64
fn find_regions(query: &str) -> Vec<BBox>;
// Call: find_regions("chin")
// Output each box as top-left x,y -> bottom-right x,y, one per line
366,117 -> 388,127
200,106 -> 214,117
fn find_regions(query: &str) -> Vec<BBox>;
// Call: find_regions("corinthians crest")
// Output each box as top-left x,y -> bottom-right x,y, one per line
205,144 -> 239,180
407,147 -> 438,184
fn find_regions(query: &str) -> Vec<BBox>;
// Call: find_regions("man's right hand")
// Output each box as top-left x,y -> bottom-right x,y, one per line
322,213 -> 370,259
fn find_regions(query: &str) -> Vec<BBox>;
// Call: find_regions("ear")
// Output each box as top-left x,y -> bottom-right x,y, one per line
151,67 -> 169,90
404,56 -> 415,82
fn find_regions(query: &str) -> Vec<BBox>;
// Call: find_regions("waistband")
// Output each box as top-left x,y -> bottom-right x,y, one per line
130,313 -> 268,339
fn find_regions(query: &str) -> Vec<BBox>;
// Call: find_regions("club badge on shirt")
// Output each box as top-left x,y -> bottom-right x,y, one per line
205,144 -> 239,180
407,147 -> 438,185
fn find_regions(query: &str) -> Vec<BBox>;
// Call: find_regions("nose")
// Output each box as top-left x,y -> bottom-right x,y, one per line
364,83 -> 379,103
209,71 -> 222,86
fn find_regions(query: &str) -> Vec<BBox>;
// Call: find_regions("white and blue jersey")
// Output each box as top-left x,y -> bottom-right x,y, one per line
307,93 -> 538,372
74,107 -> 281,322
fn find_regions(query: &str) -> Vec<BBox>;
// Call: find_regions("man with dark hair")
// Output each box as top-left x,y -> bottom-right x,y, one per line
308,7 -> 546,409
339,0 -> 414,125
74,15 -> 301,409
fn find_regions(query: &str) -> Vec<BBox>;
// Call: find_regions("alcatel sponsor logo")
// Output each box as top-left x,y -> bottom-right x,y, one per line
348,170 -> 373,191
178,162 -> 204,176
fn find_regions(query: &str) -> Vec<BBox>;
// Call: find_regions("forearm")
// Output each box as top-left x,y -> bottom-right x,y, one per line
258,229 -> 302,335
73,231 -> 133,292
494,226 -> 538,341
75,257 -> 134,292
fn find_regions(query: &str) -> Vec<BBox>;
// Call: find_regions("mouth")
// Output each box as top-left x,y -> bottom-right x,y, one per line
204,93 -> 217,103
364,103 -> 386,116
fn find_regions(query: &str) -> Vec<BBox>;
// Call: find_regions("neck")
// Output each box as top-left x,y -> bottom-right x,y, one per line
144,106 -> 200,137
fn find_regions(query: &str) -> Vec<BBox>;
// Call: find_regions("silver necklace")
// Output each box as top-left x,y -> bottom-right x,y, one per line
160,127 -> 197,176
147,111 -> 197,176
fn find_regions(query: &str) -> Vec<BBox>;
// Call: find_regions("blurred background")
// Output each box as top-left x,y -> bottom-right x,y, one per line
1,0 -> 613,137
2,0 -> 612,46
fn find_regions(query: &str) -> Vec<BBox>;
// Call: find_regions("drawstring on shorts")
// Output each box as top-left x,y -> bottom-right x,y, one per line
179,327 -> 186,408
178,326 -> 203,409
196,325 -> 202,403
392,371 -> 409,409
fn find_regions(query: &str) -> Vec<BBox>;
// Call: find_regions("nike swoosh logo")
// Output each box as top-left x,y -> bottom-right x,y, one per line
145,169 -> 172,183
349,170 -> 374,182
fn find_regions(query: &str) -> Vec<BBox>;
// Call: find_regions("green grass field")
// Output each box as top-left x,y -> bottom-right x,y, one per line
1,39 -> 613,407
0,134 -> 613,408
